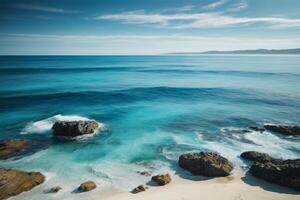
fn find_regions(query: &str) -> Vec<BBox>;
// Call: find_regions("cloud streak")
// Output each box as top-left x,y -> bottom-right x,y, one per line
204,0 -> 227,9
96,11 -> 300,29
11,4 -> 80,14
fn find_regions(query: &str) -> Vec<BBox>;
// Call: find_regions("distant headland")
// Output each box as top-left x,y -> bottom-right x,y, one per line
168,48 -> 300,55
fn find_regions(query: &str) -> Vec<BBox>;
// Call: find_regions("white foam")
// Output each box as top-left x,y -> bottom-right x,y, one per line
21,114 -> 104,134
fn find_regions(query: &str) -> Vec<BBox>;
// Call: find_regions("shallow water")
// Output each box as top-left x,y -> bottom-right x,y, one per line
0,55 -> 300,199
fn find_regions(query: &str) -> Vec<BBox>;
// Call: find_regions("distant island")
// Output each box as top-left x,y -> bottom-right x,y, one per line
168,48 -> 300,55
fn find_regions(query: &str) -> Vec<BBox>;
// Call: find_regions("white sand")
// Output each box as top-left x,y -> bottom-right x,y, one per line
77,175 -> 299,200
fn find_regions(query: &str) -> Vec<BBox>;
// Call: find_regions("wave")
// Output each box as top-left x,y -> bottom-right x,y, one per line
21,114 -> 104,135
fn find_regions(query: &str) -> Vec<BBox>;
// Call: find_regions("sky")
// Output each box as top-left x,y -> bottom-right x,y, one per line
0,0 -> 300,55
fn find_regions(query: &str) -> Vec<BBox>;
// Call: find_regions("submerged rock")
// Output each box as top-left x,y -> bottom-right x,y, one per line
249,126 -> 265,133
250,159 -> 300,191
179,152 -> 233,177
151,174 -> 172,186
78,181 -> 96,192
241,151 -> 273,162
137,171 -> 151,176
0,168 -> 45,199
52,121 -> 99,138
131,185 -> 147,194
0,140 -> 29,159
45,186 -> 62,193
264,124 -> 300,136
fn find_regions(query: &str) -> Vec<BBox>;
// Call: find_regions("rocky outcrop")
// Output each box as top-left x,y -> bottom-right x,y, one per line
78,181 -> 96,192
241,151 -> 273,162
250,159 -> 300,191
137,171 -> 151,176
179,152 -> 233,177
0,168 -> 45,199
264,124 -> 300,136
151,174 -> 171,186
52,121 -> 99,138
0,140 -> 29,159
131,185 -> 147,194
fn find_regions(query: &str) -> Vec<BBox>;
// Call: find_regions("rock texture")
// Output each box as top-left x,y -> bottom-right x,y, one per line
179,152 -> 233,177
52,121 -> 99,137
0,140 -> 29,159
249,126 -> 265,133
241,151 -> 273,162
151,174 -> 172,186
78,181 -> 96,192
131,185 -> 147,194
264,124 -> 300,136
0,168 -> 45,199
250,159 -> 300,191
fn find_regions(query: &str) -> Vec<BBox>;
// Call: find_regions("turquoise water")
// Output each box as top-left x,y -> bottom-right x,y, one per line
0,55 -> 300,199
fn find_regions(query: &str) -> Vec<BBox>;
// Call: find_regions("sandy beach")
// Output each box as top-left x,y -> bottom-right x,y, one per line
70,174 -> 300,200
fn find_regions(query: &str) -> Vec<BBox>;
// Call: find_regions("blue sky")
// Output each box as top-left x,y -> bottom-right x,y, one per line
0,0 -> 300,54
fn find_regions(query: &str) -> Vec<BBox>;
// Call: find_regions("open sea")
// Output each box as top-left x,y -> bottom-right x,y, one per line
0,55 -> 300,199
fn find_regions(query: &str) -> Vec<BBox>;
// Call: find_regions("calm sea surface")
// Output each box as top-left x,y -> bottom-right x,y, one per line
0,55 -> 300,199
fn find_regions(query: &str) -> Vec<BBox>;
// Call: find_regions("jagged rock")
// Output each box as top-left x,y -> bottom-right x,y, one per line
131,185 -> 147,194
0,168 -> 45,199
264,124 -> 300,136
52,121 -> 99,137
241,151 -> 273,162
78,181 -> 96,192
179,152 -> 233,177
45,186 -> 62,193
151,174 -> 171,186
249,126 -> 265,133
0,140 -> 29,159
250,159 -> 300,191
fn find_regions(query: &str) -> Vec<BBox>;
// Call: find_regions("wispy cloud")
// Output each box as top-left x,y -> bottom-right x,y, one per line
96,11 -> 300,29
11,4 -> 80,14
227,2 -> 248,12
204,0 -> 227,9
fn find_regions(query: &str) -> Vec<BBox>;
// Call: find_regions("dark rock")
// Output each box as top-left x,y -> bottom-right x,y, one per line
264,124 -> 300,136
241,151 -> 273,162
0,168 -> 45,199
250,159 -> 300,191
151,174 -> 172,186
78,181 -> 96,192
249,126 -> 265,133
52,121 -> 99,138
137,171 -> 151,176
179,152 -> 233,177
131,185 -> 147,194
45,186 -> 62,193
0,140 -> 29,160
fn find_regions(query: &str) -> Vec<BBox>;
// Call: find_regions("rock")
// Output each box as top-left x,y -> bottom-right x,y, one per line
241,151 -> 273,162
0,168 -> 45,199
264,124 -> 300,136
78,181 -> 96,192
137,171 -> 151,176
151,174 -> 171,186
52,121 -> 99,137
131,185 -> 147,194
249,126 -> 265,133
250,159 -> 300,191
0,140 -> 29,159
179,152 -> 233,177
45,186 -> 62,193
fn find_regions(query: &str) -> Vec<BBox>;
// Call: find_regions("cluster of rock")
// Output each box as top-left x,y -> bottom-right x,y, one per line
241,151 -> 300,191
0,120 -> 100,199
247,124 -> 300,136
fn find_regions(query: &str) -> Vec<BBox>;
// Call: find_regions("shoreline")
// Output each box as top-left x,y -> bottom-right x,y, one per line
70,174 -> 299,200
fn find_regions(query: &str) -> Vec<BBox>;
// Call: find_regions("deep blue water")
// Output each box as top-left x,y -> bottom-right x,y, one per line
0,55 -> 300,199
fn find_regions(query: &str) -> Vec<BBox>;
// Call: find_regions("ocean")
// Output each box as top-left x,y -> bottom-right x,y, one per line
0,55 -> 300,199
